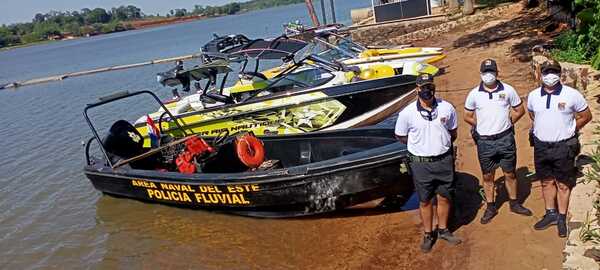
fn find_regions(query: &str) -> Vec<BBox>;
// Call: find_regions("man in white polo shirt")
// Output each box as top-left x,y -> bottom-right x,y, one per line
528,60 -> 592,238
395,73 -> 462,253
464,59 -> 532,224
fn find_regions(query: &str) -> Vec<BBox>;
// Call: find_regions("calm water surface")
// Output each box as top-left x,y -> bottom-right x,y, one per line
0,2 -> 415,269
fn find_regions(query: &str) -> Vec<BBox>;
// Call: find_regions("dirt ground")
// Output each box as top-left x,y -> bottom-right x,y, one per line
324,5 -> 567,270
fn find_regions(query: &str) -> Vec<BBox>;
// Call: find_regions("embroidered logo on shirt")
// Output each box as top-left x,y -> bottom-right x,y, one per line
558,102 -> 566,110
498,93 -> 506,100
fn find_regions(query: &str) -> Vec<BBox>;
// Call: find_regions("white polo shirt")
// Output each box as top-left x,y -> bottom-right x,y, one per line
527,84 -> 588,142
395,98 -> 458,156
465,81 -> 522,136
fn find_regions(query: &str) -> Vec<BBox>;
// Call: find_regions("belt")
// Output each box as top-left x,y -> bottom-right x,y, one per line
408,150 -> 452,163
478,127 -> 514,141
534,134 -> 578,147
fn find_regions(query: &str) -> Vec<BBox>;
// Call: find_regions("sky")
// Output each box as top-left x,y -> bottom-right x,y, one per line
0,0 -> 239,25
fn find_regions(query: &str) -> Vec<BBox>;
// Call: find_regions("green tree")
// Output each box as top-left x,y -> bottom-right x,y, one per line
64,22 -> 81,35
33,13 -> 45,23
21,32 -> 42,43
174,9 -> 187,17
32,21 -> 61,38
86,8 -> 111,24
0,26 -> 10,47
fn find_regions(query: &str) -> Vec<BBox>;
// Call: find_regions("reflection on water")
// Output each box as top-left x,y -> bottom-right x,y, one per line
95,190 -> 418,269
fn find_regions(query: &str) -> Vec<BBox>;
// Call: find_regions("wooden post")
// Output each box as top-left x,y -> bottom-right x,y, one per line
305,0 -> 321,27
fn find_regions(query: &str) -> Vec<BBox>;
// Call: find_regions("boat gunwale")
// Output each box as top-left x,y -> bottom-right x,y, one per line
84,142 -> 408,186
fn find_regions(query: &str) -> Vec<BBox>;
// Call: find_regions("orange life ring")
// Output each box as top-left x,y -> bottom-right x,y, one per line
235,134 -> 265,168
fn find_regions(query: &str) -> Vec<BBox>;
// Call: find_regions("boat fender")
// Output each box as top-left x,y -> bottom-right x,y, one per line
235,134 -> 265,168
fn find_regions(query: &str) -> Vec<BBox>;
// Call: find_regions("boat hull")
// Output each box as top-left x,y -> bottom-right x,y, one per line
136,74 -> 417,145
84,129 -> 413,217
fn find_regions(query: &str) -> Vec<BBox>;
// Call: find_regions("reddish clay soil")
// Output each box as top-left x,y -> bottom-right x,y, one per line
307,5 -> 565,270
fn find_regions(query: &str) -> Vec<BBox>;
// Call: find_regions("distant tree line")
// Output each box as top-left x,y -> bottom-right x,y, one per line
0,6 -> 143,48
187,0 -> 304,17
0,0 -> 306,49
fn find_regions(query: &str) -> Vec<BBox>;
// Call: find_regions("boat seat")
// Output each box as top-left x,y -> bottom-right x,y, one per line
103,120 -> 155,169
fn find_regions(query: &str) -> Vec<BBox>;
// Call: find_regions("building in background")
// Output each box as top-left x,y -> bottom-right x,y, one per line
371,0 -> 436,23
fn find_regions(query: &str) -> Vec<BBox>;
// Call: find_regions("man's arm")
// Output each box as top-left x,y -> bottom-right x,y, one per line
395,135 -> 408,144
449,128 -> 458,144
510,103 -> 526,124
463,109 -> 477,127
528,111 -> 535,121
576,108 -> 592,131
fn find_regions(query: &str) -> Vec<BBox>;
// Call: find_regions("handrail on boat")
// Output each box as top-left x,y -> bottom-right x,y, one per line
83,90 -> 188,167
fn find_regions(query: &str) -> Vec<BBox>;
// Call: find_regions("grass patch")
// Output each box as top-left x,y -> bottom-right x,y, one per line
551,30 -> 591,64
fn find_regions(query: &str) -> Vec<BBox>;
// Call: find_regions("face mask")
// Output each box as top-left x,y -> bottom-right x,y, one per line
418,85 -> 435,100
542,73 -> 560,87
481,72 -> 497,85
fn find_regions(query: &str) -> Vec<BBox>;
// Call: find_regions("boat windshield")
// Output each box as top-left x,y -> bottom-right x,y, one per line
268,67 -> 335,90
317,39 -> 363,62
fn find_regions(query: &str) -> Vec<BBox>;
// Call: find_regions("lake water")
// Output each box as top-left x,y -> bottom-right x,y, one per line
0,1 -> 416,269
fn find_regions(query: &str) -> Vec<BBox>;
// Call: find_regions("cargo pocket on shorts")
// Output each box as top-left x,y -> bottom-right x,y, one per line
566,138 -> 581,159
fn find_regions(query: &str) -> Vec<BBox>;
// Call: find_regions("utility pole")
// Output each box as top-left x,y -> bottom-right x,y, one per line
329,0 -> 337,23
320,0 -> 328,25
305,0 -> 321,27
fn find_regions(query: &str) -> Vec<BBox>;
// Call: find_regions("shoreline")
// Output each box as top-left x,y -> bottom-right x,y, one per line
0,3 -> 295,53
0,16 -> 206,52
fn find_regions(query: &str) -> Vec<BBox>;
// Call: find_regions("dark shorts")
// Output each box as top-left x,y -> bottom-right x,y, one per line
533,136 -> 580,188
476,133 -> 516,174
408,153 -> 455,202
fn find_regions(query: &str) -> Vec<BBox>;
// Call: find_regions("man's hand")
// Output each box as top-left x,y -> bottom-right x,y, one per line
395,135 -> 408,144
510,103 -> 526,124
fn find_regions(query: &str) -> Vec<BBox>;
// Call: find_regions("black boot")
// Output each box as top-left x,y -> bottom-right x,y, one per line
534,209 -> 558,230
438,228 -> 462,245
420,232 -> 436,253
557,214 -> 568,238
509,200 -> 533,216
480,202 -> 498,224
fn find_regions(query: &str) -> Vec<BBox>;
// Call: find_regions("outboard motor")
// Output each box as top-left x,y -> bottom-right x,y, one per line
103,120 -> 154,169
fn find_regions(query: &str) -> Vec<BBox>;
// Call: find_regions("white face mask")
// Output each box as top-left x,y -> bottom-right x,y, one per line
542,73 -> 560,87
481,72 -> 497,85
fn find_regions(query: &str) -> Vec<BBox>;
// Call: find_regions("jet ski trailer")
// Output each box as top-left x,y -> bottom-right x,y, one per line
83,90 -> 412,217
